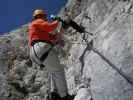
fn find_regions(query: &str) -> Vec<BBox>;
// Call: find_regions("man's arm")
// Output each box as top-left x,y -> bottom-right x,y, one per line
33,20 -> 59,33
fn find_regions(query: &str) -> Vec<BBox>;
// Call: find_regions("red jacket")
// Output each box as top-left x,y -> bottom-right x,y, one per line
28,18 -> 59,46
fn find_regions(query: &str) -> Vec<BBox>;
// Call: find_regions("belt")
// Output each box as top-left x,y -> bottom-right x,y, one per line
31,40 -> 54,46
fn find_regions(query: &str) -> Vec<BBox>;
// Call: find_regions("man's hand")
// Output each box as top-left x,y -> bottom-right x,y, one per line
50,15 -> 62,21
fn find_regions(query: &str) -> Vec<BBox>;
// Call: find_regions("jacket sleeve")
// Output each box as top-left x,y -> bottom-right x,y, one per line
33,20 -> 59,33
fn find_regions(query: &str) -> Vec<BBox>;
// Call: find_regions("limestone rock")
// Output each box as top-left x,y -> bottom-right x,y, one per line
1,0 -> 133,100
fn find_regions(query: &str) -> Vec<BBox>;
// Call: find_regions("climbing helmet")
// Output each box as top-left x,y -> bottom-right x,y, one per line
33,9 -> 46,17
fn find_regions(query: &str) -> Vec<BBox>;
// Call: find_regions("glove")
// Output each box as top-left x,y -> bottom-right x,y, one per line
50,15 -> 61,21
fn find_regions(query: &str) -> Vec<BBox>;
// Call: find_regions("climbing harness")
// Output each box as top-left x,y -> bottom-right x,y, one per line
32,41 -> 53,66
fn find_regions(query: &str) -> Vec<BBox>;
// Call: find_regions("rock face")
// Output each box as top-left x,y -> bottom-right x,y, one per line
0,25 -> 49,100
1,0 -> 133,100
63,0 -> 133,100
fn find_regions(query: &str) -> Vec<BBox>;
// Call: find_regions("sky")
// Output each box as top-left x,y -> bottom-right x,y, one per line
0,0 -> 67,34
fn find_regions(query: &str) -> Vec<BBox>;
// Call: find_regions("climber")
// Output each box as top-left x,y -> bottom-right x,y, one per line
28,9 -> 75,100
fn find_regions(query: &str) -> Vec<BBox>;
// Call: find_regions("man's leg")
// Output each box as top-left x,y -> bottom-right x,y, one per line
43,49 -> 68,98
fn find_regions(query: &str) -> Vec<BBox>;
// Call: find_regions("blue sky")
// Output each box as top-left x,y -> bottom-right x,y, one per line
0,0 -> 67,34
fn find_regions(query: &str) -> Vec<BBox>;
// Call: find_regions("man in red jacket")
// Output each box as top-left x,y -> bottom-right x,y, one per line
28,9 -> 74,100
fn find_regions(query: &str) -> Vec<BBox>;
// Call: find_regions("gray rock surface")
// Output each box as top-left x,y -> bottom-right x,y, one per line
0,26 -> 49,100
1,0 -> 133,100
64,0 -> 133,100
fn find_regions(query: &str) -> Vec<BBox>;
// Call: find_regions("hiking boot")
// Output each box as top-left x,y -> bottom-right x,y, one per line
46,92 -> 75,100
46,92 -> 62,100
61,94 -> 75,100
51,92 -> 62,100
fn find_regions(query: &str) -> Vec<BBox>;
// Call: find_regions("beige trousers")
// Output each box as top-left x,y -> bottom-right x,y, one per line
30,42 -> 68,97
